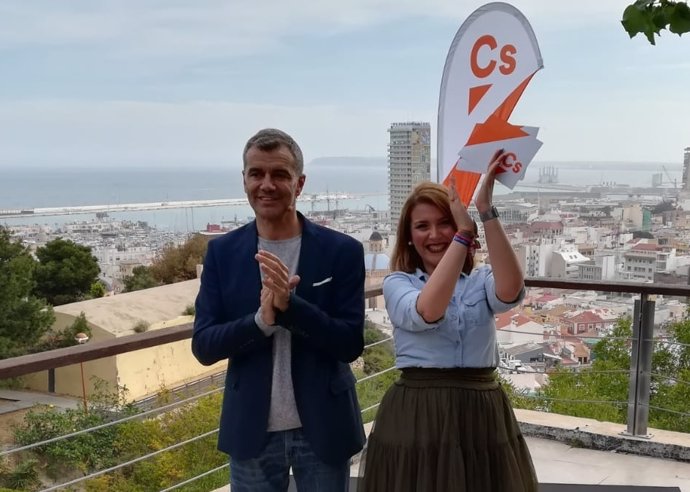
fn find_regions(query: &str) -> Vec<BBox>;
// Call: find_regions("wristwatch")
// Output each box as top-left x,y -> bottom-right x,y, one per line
479,205 -> 499,223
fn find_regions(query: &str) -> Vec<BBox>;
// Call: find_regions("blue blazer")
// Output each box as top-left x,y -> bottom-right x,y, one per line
192,214 -> 366,465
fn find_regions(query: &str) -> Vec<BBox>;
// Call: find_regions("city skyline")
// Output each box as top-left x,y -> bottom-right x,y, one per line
1,1 -> 689,169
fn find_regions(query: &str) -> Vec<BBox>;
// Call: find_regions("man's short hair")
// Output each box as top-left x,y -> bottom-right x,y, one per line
242,128 -> 304,175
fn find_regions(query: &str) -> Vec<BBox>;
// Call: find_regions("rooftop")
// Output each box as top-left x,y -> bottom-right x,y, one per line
563,310 -> 605,324
631,243 -> 662,252
55,278 -> 200,337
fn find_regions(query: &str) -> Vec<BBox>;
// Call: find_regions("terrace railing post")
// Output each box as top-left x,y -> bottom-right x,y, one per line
625,298 -> 641,436
624,294 -> 654,438
48,368 -> 55,393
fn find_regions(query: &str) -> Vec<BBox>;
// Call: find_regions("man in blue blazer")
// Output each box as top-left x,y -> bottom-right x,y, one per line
192,128 -> 366,491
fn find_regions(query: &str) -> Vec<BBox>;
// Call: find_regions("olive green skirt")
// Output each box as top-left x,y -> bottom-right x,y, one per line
359,368 -> 538,492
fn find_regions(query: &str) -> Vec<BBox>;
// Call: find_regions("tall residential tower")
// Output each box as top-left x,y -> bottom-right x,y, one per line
683,147 -> 690,192
388,122 -> 431,230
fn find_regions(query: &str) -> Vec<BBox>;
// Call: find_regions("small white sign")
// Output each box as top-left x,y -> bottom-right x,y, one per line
456,125 -> 542,189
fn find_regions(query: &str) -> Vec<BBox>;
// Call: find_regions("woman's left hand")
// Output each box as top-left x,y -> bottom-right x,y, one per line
449,177 -> 474,232
475,148 -> 505,214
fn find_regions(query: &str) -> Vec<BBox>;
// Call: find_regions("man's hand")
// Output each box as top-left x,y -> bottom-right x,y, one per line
256,250 -> 301,312
260,286 -> 276,325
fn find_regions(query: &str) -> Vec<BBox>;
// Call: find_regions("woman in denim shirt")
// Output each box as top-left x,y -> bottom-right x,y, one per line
361,151 -> 538,492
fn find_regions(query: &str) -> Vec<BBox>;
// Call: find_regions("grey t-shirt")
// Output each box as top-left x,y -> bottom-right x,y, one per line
256,235 -> 302,432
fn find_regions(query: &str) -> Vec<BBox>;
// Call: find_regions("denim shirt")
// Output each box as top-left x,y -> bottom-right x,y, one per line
383,265 -> 524,368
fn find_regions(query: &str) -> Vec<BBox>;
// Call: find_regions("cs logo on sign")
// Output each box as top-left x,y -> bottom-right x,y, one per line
468,35 -> 517,114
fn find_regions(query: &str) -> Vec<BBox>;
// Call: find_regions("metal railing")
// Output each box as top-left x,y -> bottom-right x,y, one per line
0,322 -> 396,491
1,279 -> 690,490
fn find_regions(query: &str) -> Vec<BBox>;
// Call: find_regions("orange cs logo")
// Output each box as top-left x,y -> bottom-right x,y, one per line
470,35 -> 517,78
499,152 -> 522,174
467,35 -> 517,114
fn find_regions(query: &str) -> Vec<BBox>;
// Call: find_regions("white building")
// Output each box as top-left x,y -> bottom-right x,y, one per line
672,255 -> 690,275
620,243 -> 657,282
548,243 -> 590,279
93,245 -> 154,281
612,203 -> 644,230
563,225 -> 599,245
388,122 -> 431,231
655,248 -> 678,274
515,241 -> 555,277
577,253 -> 617,281
656,298 -> 688,326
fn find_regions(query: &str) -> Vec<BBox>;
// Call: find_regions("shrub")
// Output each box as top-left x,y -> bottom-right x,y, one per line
133,321 -> 149,333
0,459 -> 41,491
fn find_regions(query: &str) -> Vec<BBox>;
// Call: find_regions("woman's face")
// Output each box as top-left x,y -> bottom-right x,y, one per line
409,202 -> 455,275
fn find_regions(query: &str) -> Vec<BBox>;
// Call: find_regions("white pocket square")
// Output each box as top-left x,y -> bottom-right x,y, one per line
312,277 -> 333,287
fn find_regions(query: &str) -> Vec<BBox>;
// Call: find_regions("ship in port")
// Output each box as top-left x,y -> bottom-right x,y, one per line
0,209 -> 34,216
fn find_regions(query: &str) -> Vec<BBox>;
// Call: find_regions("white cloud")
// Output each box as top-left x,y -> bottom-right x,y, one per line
0,0 -> 631,57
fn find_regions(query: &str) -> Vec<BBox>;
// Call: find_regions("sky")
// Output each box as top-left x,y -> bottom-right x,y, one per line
0,0 -> 689,169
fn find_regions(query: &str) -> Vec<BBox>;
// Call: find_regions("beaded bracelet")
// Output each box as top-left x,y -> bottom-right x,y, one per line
453,232 -> 473,247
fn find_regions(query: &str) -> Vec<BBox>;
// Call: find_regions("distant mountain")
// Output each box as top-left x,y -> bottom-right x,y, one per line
307,157 -> 387,168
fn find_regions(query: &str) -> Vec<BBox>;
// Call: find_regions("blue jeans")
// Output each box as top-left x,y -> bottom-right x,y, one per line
230,428 -> 350,492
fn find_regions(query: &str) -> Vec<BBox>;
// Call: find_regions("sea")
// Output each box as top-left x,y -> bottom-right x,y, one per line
0,159 -> 683,232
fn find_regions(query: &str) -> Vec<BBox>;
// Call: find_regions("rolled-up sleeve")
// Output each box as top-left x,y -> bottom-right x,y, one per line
482,267 -> 525,314
383,272 -> 443,332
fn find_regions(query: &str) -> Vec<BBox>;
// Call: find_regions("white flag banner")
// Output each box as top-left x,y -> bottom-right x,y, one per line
437,2 -> 543,202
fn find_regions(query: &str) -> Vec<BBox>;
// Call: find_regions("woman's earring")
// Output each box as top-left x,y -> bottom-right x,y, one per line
408,241 -> 413,246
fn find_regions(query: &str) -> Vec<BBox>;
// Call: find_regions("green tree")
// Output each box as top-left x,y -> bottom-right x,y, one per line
364,320 -> 387,345
33,238 -> 100,306
84,389 -> 226,491
149,235 -> 208,285
539,315 -> 690,433
667,317 -> 690,368
591,317 -> 632,366
0,227 -> 55,359
35,312 -> 92,352
122,265 -> 159,292
500,375 -> 540,411
9,380 -> 229,491
539,318 -> 634,424
356,367 -> 398,423
13,380 -> 136,478
89,281 -> 106,299
648,318 -> 690,432
622,0 -> 690,44
357,322 -> 398,422
362,321 -> 394,374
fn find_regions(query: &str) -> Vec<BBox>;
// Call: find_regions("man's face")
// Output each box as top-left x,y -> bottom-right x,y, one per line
243,145 -> 305,222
